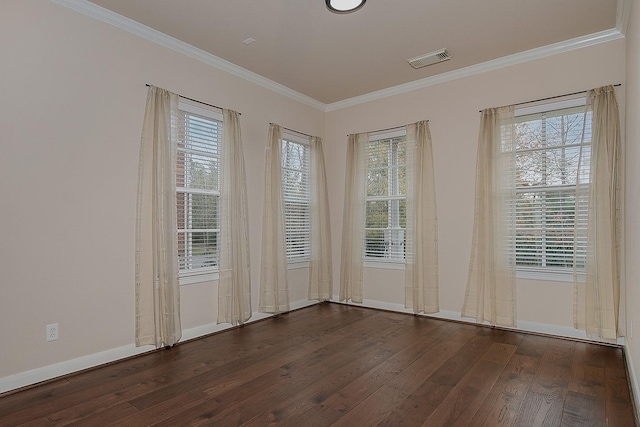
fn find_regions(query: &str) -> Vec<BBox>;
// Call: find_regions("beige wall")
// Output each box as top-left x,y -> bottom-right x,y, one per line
0,1 -> 324,379
625,0 -> 640,413
325,39 -> 626,328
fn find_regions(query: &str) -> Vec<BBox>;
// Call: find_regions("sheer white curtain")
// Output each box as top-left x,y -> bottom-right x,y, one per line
405,121 -> 439,313
340,133 -> 368,303
574,85 -> 621,340
135,86 -> 181,347
259,124 -> 289,313
462,107 -> 517,327
218,109 -> 252,326
309,136 -> 333,301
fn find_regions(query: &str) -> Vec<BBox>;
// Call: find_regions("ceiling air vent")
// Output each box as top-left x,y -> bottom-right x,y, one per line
408,49 -> 451,69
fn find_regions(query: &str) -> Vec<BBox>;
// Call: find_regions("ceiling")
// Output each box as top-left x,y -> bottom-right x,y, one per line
86,0 -> 620,105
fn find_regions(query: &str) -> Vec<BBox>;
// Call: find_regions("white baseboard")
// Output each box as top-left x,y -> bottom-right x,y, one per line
0,343 -> 154,395
623,344 -> 640,425
0,299 -> 320,395
181,299 -> 319,341
331,297 -> 624,344
3,297 -> 626,396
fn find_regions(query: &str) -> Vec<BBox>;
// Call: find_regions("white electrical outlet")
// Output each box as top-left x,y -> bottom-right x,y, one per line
46,323 -> 59,341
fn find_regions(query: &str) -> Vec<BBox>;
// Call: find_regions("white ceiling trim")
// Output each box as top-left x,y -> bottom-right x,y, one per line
51,0 -> 326,111
616,0 -> 632,35
52,0 -> 624,114
325,28 -> 624,112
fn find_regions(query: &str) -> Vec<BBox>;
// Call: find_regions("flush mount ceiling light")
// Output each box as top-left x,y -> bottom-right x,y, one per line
326,0 -> 366,14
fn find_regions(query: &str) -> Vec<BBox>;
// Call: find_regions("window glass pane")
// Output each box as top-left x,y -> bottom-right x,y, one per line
176,110 -> 221,275
366,200 -> 389,229
516,146 -> 584,188
178,231 -> 218,270
282,139 -> 311,261
367,168 -> 388,197
282,169 -> 308,199
512,105 -> 590,271
364,135 -> 406,261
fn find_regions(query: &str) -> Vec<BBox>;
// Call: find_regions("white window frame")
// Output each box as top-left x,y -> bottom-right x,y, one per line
513,97 -> 589,282
364,129 -> 407,268
281,132 -> 311,267
177,101 -> 223,285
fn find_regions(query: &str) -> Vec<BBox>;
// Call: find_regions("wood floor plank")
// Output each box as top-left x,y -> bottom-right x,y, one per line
0,304 -> 635,427
112,309 -> 389,426
66,402 -> 140,426
469,354 -> 539,427
376,380 -> 453,427
331,384 -> 411,427
515,390 -> 564,426
375,330 -> 501,426
328,324 -> 489,426
568,343 -> 605,399
320,320 -> 463,415
127,304 -> 380,411
46,382 -> 152,425
238,312 -> 446,425
540,338 -> 576,369
515,334 -> 550,358
422,359 -> 509,426
560,390 -> 606,426
0,380 -> 71,407
424,333 -> 495,387
603,347 -> 635,426
16,418 -> 54,427
238,342 -> 393,425
605,399 -> 637,427
481,342 -> 518,365
152,313 -> 403,426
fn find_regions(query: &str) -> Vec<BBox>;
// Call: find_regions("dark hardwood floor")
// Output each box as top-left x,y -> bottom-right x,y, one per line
0,303 -> 636,426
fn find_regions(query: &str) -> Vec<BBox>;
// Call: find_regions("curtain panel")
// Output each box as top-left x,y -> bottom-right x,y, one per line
135,86 -> 182,348
218,109 -> 253,326
405,121 -> 439,314
574,85 -> 622,340
309,136 -> 333,301
462,107 -> 517,327
259,124 -> 290,313
340,133 -> 368,303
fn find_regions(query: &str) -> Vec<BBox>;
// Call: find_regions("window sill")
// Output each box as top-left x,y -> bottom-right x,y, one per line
516,268 -> 584,283
179,270 -> 219,286
364,260 -> 405,270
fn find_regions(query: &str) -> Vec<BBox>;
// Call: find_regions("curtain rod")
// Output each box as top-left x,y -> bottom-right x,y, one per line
348,121 -> 428,136
145,84 -> 241,115
270,123 -> 313,138
479,83 -> 622,112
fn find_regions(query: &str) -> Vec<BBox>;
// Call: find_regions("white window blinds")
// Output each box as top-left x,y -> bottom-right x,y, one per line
365,133 -> 407,260
176,104 -> 222,277
282,137 -> 311,262
513,103 -> 591,270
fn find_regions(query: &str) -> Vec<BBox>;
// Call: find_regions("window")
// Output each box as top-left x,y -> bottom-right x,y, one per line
513,99 -> 591,275
176,102 -> 222,283
281,134 -> 311,263
365,131 -> 406,261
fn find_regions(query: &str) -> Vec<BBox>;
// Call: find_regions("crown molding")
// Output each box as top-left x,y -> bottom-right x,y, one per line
617,0 -> 632,35
325,28 -> 624,111
52,0 -> 624,114
51,0 -> 326,111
